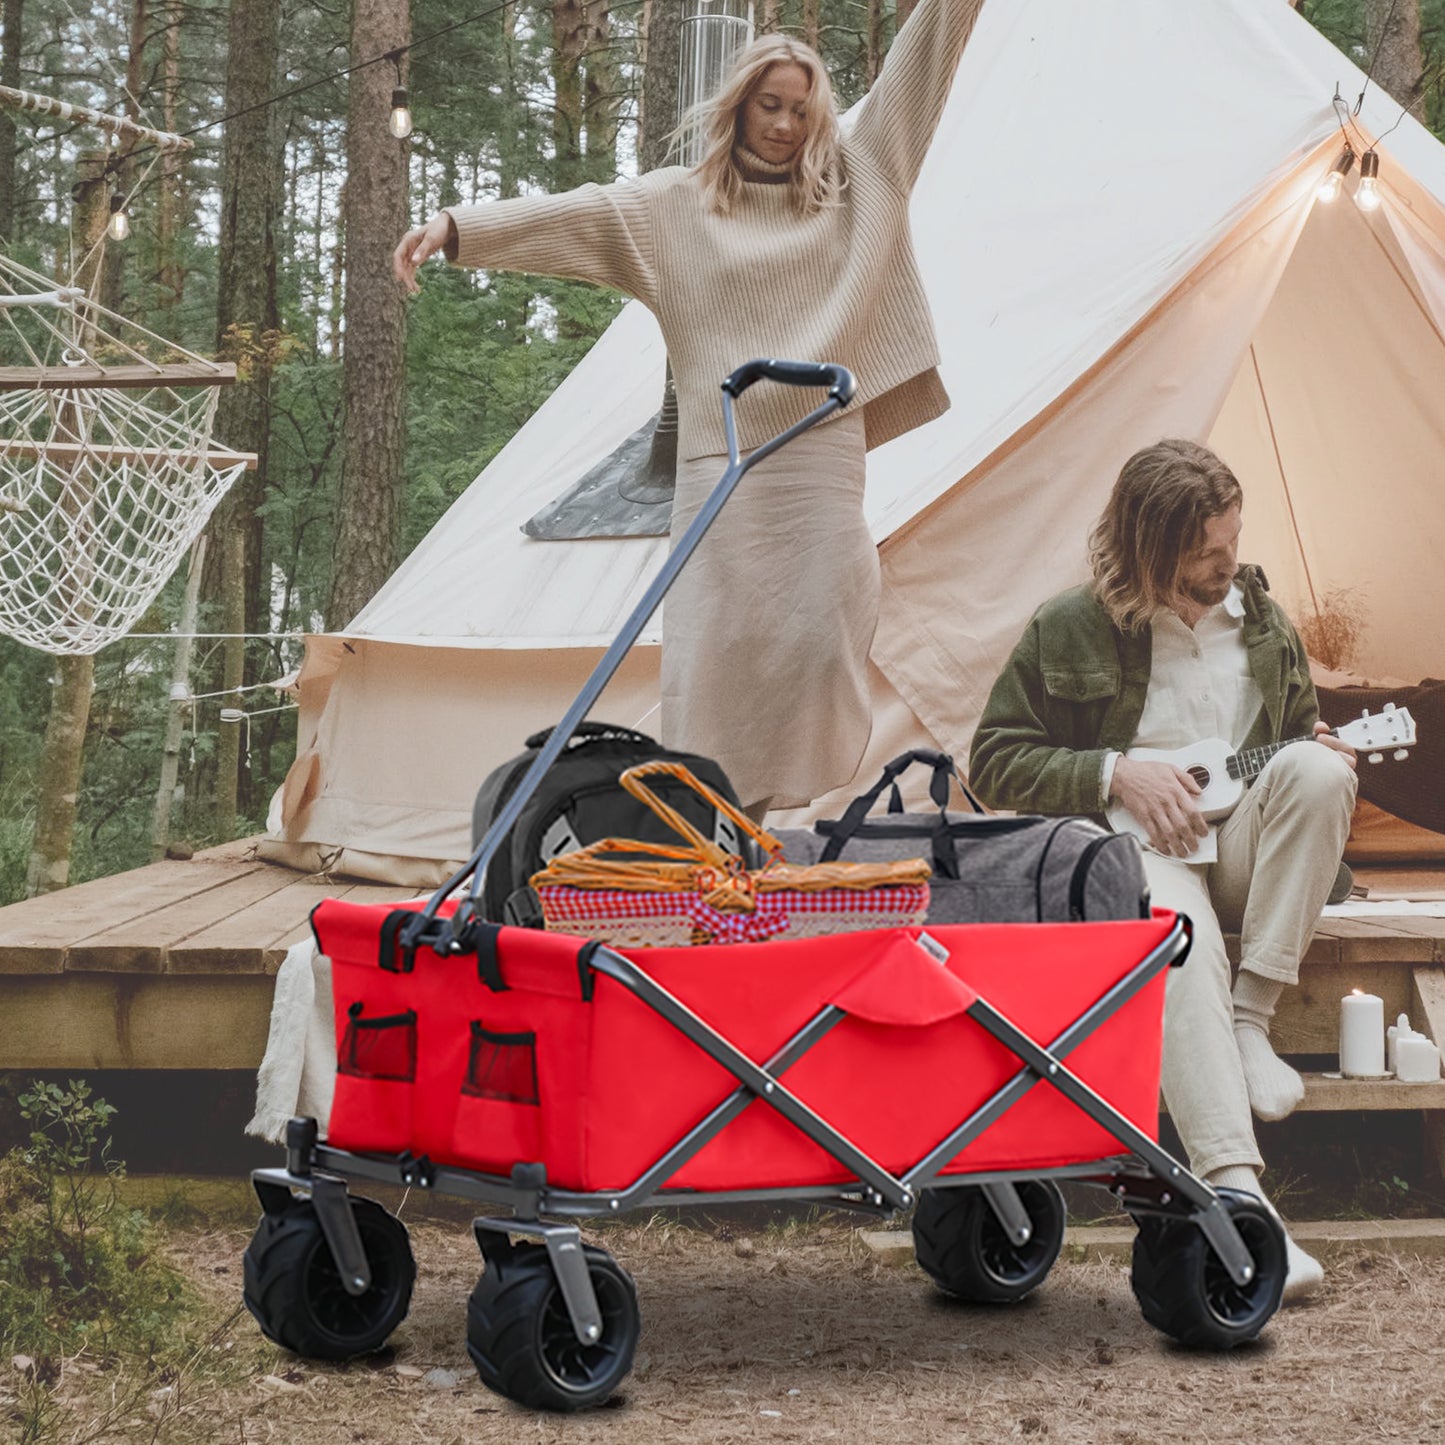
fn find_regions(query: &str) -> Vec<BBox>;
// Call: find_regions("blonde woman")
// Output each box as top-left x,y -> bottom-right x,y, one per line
394,0 -> 987,819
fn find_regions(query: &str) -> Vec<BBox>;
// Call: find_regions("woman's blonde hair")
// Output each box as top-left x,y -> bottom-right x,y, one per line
1089,439 -> 1244,634
678,34 -> 843,216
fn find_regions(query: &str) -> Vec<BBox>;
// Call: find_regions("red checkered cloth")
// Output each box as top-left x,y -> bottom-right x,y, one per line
536,884 -> 930,945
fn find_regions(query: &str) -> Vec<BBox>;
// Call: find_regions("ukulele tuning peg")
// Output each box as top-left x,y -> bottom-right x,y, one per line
1383,702 -> 1397,715
1393,748 -> 1409,762
1368,751 -> 1384,764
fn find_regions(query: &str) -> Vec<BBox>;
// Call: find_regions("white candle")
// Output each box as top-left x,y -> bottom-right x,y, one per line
1395,1034 -> 1442,1083
1340,990 -> 1386,1077
1387,1013 -> 1411,1074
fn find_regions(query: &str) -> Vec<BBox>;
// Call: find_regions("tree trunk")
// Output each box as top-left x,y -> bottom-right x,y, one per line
154,0 -> 184,313
101,0 -> 147,317
326,0 -> 410,629
896,0 -> 919,29
24,152 -> 107,897
553,0 -> 588,190
583,1 -> 620,182
1365,0 -> 1424,119
638,0 -> 682,172
757,0 -> 780,34
210,0 -> 281,839
0,0 -> 22,239
802,0 -> 820,51
866,0 -> 884,82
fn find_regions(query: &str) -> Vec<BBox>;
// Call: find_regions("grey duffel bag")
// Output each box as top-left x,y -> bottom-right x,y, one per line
776,749 -> 1151,925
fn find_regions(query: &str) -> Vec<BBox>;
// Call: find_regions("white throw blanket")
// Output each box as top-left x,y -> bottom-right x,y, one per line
246,939 -> 336,1143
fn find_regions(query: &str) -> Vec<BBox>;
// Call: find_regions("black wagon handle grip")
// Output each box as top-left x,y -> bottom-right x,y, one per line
721,359 -> 857,405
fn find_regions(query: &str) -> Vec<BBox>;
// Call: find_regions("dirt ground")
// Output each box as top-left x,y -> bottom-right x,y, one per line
17,1209 -> 1445,1445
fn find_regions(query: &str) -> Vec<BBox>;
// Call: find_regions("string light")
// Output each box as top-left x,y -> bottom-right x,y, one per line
388,51 -> 412,138
1355,150 -> 1382,211
1316,144 -> 1354,203
107,190 -> 129,239
389,87 -> 413,138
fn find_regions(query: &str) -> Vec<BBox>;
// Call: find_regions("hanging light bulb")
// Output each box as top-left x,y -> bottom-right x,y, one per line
1316,145 -> 1355,203
107,191 -> 130,240
1355,150 -> 1382,212
389,86 -> 413,139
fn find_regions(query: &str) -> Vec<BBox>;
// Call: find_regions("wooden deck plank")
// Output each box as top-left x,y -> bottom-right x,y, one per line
1296,1072 -> 1445,1111
172,877 -> 418,975
0,858 -> 267,973
1315,915 -> 1438,964
67,865 -> 306,974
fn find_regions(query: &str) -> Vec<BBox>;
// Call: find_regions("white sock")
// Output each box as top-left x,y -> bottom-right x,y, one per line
1232,969 -> 1305,1122
1206,1165 -> 1323,1304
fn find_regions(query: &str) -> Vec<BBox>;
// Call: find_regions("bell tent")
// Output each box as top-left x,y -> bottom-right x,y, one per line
264,0 -> 1445,883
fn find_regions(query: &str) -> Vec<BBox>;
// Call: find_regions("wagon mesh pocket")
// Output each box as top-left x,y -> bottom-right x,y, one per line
338,1005 -> 418,1082
463,1021 -> 539,1105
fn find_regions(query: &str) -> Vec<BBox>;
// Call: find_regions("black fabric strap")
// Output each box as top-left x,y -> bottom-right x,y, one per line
465,921 -> 507,992
377,909 -> 420,974
819,749 -> 981,863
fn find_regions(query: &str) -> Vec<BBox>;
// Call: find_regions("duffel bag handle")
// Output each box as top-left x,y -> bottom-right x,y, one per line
523,720 -> 657,750
820,749 -> 985,866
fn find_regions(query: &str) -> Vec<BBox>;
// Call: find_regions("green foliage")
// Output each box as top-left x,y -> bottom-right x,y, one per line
0,1080 -> 190,1364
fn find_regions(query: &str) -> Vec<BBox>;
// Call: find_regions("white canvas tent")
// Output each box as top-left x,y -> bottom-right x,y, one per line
265,0 -> 1445,884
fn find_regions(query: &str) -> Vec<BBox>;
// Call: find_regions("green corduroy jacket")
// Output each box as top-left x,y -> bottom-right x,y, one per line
968,565 -> 1320,822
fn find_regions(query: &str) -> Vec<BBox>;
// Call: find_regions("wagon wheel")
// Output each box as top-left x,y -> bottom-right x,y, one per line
1130,1187 -> 1286,1349
912,1180 -> 1066,1303
243,1195 -> 415,1360
467,1242 -> 639,1411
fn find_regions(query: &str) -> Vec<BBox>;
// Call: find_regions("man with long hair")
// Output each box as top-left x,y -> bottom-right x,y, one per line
970,439 -> 1358,1300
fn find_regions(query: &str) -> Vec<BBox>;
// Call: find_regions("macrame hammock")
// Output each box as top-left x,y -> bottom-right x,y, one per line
0,251 -> 249,654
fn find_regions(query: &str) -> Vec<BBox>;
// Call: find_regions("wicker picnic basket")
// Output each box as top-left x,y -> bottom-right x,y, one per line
530,760 -> 930,947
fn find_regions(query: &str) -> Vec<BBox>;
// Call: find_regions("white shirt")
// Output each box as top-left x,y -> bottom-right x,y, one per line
1103,583 -> 1263,862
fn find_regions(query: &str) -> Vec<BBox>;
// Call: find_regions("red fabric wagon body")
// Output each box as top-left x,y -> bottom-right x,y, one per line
313,899 -> 1173,1195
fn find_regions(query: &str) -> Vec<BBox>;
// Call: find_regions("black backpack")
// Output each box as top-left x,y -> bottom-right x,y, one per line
775,749 -> 1151,924
471,722 -> 755,927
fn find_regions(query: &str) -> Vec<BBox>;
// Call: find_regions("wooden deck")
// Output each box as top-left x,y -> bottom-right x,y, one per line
0,840 -> 417,1071
0,846 -> 1442,1174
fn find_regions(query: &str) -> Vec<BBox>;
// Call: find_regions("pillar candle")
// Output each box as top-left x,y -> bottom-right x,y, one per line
1395,1034 -> 1442,1083
1340,990 -> 1386,1077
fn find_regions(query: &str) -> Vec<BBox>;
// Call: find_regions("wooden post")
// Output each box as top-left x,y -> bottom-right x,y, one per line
24,150 -> 106,897
150,535 -> 205,861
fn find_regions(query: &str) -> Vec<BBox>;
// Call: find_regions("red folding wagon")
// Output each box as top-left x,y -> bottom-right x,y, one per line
243,363 -> 1288,1410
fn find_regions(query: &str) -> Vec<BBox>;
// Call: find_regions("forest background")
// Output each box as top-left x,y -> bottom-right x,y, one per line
0,0 -> 1438,906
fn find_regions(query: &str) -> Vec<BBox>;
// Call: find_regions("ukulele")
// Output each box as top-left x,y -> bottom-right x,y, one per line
1105,704 -> 1417,861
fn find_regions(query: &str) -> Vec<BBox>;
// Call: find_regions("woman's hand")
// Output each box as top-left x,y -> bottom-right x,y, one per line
393,213 -> 456,294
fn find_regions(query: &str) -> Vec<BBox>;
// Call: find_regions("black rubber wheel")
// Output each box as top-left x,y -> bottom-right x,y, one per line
467,1242 -> 639,1411
912,1181 -> 1066,1303
243,1195 -> 416,1360
1130,1188 -> 1287,1349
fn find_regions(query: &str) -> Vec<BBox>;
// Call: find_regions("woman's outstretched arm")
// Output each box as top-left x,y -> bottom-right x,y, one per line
393,177 -> 660,307
848,0 -> 987,194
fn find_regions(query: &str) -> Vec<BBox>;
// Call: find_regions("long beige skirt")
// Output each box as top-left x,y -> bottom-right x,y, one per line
660,408 -> 878,813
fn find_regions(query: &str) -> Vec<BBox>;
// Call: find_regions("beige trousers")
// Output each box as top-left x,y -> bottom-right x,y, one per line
1144,741 -> 1357,1179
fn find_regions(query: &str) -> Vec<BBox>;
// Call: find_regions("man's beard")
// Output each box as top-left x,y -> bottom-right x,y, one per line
1181,575 -> 1233,609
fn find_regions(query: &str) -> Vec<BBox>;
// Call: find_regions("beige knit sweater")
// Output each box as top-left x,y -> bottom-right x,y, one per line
445,0 -> 985,461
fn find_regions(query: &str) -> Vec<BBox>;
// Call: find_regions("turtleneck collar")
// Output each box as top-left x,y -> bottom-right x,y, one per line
732,144 -> 794,183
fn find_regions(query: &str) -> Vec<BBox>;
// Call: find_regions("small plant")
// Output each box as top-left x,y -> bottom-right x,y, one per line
0,1079 -> 190,1364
